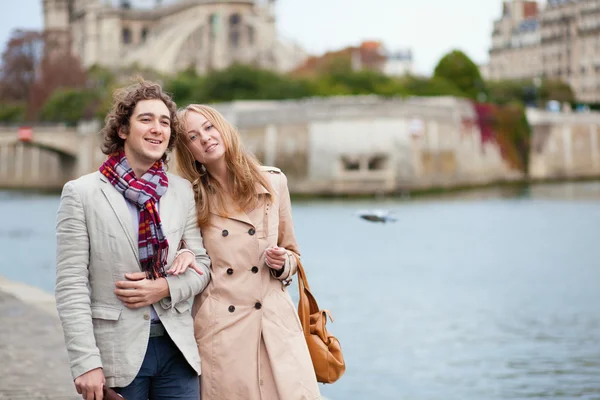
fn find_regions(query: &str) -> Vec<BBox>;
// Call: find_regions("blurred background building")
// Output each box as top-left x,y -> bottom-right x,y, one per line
487,0 -> 600,103
43,0 -> 307,74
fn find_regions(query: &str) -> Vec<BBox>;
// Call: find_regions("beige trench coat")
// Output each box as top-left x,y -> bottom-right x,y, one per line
192,168 -> 321,400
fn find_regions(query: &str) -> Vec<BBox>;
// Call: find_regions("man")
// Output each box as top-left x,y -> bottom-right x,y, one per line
55,79 -> 211,400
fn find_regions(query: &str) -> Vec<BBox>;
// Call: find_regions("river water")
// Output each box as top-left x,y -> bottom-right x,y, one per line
1,182 -> 599,400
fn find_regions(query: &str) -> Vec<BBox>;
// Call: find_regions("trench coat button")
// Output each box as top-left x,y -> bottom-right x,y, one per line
228,305 -> 235,313
251,266 -> 259,274
222,230 -> 229,237
254,302 -> 262,310
227,268 -> 234,275
143,313 -> 150,320
248,228 -> 256,236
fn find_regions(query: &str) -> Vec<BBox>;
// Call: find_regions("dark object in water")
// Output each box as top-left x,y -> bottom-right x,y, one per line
356,210 -> 397,223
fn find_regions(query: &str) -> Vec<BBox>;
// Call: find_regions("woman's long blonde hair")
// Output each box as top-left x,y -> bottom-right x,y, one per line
175,104 -> 273,228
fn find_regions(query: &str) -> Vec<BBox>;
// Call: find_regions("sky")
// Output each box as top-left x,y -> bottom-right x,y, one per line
0,0 -> 543,75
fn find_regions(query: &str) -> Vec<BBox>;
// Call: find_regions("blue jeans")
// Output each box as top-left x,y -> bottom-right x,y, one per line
113,332 -> 200,400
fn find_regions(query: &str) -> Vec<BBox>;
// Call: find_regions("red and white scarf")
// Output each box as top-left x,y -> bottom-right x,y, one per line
99,151 -> 169,279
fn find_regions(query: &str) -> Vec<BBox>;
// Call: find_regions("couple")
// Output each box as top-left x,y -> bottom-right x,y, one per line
55,79 -> 321,400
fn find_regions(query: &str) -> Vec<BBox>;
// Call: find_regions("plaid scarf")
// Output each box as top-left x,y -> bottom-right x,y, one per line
99,151 -> 169,280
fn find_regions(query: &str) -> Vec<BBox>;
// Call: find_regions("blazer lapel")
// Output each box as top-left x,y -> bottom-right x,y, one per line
99,174 -> 140,263
158,184 -> 174,237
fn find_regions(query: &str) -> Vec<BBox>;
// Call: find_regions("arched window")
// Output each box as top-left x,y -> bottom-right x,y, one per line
122,28 -> 132,44
229,13 -> 241,48
209,14 -> 218,37
141,28 -> 149,42
230,14 -> 241,25
247,26 -> 254,45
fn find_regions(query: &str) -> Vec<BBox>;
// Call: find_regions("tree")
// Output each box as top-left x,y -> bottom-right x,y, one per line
323,69 -> 394,95
486,79 -> 533,105
165,68 -> 207,105
28,42 -> 87,119
539,79 -> 575,105
39,88 -> 102,125
0,29 -> 87,119
0,103 -> 26,123
402,75 -> 466,97
199,64 -> 312,102
0,30 -> 44,103
434,50 -> 485,100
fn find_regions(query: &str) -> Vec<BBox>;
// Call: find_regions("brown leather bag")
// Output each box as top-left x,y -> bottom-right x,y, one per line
294,255 -> 346,384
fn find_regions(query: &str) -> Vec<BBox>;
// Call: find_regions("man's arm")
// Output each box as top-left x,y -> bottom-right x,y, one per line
55,182 -> 103,379
159,184 -> 211,308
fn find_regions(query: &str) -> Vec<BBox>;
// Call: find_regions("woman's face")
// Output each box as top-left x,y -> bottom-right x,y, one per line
184,111 -> 226,167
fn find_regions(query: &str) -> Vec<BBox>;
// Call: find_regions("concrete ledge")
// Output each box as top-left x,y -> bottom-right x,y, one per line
0,275 -> 57,315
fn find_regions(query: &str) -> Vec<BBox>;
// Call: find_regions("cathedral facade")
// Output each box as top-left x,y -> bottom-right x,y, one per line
42,0 -> 307,74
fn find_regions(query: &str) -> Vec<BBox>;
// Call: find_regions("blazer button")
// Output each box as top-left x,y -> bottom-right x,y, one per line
228,305 -> 235,313
251,266 -> 259,274
143,313 -> 150,320
227,268 -> 234,275
222,229 -> 229,237
254,302 -> 262,310
248,228 -> 256,236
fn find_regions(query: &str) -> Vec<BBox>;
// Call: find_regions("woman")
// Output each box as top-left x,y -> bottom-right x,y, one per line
172,104 -> 320,400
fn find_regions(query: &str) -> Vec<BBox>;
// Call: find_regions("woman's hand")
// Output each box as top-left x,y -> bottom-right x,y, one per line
168,250 -> 204,276
265,246 -> 287,271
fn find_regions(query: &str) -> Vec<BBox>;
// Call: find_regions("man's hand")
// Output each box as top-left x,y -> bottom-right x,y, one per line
115,273 -> 169,309
74,367 -> 105,400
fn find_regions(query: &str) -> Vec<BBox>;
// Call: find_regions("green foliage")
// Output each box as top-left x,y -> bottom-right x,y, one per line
486,78 -> 575,108
487,79 -> 533,105
492,103 -> 532,171
39,89 -> 102,125
320,70 -> 394,95
539,79 -> 575,105
0,103 -> 26,123
200,64 -> 313,103
402,75 -> 466,97
434,50 -> 485,99
87,65 -> 118,89
165,68 -> 207,106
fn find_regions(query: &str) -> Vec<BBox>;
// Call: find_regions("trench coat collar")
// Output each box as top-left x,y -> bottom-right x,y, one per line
207,183 -> 270,227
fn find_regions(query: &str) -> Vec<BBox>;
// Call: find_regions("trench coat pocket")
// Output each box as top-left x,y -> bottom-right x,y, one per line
265,290 -> 302,334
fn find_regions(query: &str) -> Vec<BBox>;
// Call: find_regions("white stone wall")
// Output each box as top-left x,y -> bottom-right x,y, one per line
528,109 -> 600,179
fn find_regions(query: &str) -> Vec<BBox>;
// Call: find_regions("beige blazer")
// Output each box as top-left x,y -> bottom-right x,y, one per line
55,171 -> 211,388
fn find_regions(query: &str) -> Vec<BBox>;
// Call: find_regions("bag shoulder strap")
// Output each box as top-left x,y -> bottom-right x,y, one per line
292,252 -> 311,292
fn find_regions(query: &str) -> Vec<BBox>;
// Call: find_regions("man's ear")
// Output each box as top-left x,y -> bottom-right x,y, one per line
118,127 -> 127,140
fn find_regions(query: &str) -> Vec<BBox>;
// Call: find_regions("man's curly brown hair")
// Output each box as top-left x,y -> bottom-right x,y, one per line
100,78 -> 180,162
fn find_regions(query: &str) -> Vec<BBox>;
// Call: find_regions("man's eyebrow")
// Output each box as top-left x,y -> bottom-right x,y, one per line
136,112 -> 171,121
